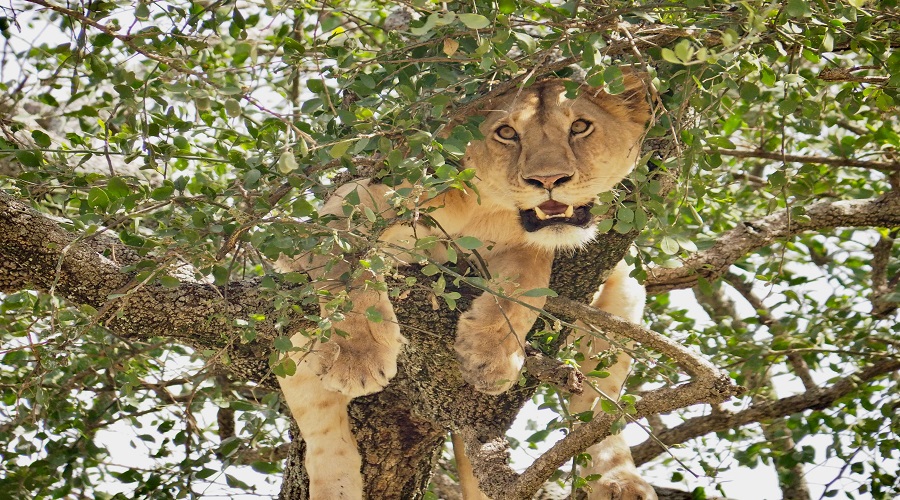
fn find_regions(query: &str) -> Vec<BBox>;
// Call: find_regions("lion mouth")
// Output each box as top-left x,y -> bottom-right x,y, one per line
519,201 -> 594,232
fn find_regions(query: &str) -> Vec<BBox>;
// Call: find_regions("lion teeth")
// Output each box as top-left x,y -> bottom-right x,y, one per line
533,205 -> 575,220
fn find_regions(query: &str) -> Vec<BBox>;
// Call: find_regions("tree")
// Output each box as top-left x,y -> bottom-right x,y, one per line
1,0 -> 898,499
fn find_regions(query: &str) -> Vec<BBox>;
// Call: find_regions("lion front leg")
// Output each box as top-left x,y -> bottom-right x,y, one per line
570,261 -> 657,500
316,287 -> 407,398
293,179 -> 408,399
277,355 -> 363,500
454,246 -> 553,394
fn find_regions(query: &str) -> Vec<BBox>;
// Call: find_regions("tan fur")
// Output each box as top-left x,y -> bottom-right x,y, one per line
276,74 -> 652,499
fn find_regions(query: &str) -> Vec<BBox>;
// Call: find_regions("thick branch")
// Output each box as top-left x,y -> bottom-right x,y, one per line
0,191 -> 287,384
631,357 -> 900,466
645,192 -> 900,294
708,148 -> 900,172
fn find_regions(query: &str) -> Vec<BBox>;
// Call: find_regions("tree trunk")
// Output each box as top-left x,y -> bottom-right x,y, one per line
276,231 -> 638,498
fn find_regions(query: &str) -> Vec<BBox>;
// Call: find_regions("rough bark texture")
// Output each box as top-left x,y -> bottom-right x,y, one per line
645,192 -> 900,294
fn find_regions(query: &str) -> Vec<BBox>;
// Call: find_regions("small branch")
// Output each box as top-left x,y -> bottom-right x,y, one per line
645,192 -> 900,294
707,148 -> 900,172
464,298 -> 742,500
870,230 -> 898,318
523,346 -> 584,395
818,67 -> 889,85
228,442 -> 292,465
545,298 -> 732,385
631,357 -> 900,466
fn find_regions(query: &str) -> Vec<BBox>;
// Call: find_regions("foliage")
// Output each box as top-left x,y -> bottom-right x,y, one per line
1,0 -> 899,498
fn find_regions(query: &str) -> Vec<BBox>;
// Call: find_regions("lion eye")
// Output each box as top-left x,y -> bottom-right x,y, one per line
570,119 -> 593,136
495,125 -> 519,142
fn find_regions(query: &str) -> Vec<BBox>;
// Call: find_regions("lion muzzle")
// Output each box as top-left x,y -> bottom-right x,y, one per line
520,201 -> 594,232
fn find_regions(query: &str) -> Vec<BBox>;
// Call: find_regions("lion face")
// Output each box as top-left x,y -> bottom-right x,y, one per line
461,75 -> 651,250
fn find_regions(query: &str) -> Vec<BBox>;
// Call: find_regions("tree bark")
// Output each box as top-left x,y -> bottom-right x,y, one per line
645,192 -> 900,294
0,190 -> 646,498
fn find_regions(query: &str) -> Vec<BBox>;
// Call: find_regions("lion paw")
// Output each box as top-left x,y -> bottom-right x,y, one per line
454,314 -> 526,395
586,469 -> 657,500
315,319 -> 406,398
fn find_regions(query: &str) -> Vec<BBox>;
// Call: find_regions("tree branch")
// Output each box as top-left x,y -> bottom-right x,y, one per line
707,148 -> 900,172
870,230 -> 899,318
631,357 -> 900,466
462,298 -> 743,500
645,192 -> 900,294
0,190 -> 292,385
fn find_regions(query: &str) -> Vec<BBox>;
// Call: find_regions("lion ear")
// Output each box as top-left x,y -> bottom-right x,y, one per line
584,69 -> 652,126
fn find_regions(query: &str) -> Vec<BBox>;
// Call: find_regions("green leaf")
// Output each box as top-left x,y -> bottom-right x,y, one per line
273,336 -> 294,352
87,187 -> 110,209
661,48 -> 681,65
158,276 -> 180,288
106,177 -> 129,198
224,98 -> 242,117
454,236 -> 483,250
277,151 -> 298,173
600,399 -> 618,414
329,140 -> 353,158
603,66 -> 622,85
616,206 -> 635,223
458,13 -> 490,29
596,218 -> 614,234
421,264 -> 441,276
218,438 -> 242,458
673,39 -> 694,62
15,150 -> 41,167
225,474 -> 250,489
134,3 -> 150,20
251,461 -> 280,474
613,221 -> 633,234
660,236 -> 679,255
194,468 -> 217,480
150,184 -> 174,201
307,78 -> 325,93
410,13 -> 438,36
365,306 -> 383,323
521,288 -> 558,298
31,130 -> 51,148
786,0 -> 809,17
498,0 -> 517,14
244,169 -> 262,187
94,33 -> 115,46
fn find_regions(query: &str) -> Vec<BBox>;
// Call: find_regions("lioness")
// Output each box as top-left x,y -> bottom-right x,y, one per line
277,72 -> 655,499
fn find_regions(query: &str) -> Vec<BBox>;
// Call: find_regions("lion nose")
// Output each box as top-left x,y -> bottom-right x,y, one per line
523,174 -> 573,190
